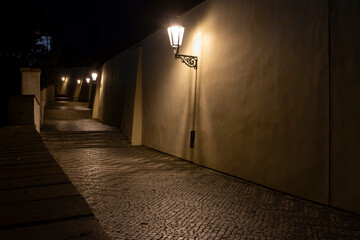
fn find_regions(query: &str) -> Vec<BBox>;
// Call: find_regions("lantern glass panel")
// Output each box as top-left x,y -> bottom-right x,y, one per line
167,26 -> 184,48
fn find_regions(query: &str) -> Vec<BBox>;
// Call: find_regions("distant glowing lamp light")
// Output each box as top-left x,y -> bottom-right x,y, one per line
61,77 -> 65,81
91,73 -> 98,81
167,25 -> 197,69
86,77 -> 90,83
77,79 -> 81,85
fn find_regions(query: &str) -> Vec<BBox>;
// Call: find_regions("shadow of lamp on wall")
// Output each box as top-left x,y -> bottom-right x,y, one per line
167,25 -> 198,148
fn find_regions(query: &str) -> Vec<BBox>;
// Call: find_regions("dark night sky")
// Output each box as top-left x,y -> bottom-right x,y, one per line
33,0 -> 205,64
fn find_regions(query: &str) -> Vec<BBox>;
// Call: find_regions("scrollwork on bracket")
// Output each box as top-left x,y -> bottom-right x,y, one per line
175,54 -> 198,69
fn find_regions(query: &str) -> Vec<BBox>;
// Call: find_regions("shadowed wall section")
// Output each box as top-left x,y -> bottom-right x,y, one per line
92,48 -> 139,138
330,0 -> 360,214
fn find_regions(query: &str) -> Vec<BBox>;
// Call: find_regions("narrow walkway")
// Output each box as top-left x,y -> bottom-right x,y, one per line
42,99 -> 360,240
0,125 -> 110,240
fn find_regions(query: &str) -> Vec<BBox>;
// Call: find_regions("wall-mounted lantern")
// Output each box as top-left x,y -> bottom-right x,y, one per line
167,25 -> 198,69
91,72 -> 98,81
86,77 -> 91,84
168,24 -> 199,148
77,79 -> 81,85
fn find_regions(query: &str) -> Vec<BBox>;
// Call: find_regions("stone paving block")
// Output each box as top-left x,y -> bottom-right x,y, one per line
0,156 -> 54,166
0,217 -> 110,240
0,173 -> 71,190
0,152 -> 52,162
0,195 -> 93,227
0,162 -> 58,171
2,141 -> 46,149
0,125 -> 110,239
0,145 -> 50,152
0,166 -> 64,179
0,183 -> 79,204
0,148 -> 50,155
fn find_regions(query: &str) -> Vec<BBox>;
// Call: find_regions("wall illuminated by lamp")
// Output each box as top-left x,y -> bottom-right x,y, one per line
87,0 -> 360,215
193,32 -> 202,56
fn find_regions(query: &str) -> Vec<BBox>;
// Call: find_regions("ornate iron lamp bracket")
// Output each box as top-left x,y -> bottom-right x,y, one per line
175,54 -> 198,69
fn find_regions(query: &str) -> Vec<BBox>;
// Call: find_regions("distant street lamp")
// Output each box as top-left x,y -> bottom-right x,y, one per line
61,77 -> 65,81
88,72 -> 98,112
91,72 -> 98,81
86,77 -> 91,84
167,25 -> 198,69
77,79 -> 81,85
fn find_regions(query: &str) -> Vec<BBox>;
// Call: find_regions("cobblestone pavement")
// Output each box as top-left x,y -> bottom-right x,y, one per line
42,100 -> 360,240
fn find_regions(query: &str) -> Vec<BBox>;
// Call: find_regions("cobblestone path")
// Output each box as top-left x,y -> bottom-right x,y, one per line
41,100 -> 360,240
